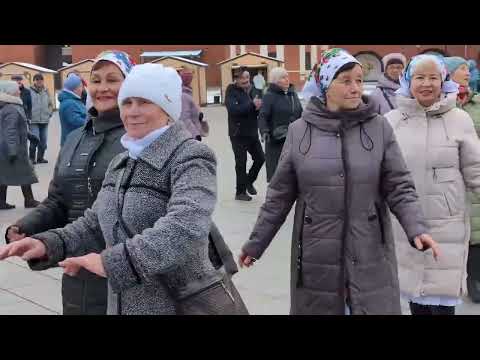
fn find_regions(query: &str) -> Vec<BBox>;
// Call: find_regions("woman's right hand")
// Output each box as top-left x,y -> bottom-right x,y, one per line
0,237 -> 47,261
238,251 -> 256,268
7,226 -> 26,242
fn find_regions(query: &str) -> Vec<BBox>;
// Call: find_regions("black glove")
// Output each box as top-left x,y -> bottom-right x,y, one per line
198,112 -> 204,122
8,155 -> 16,164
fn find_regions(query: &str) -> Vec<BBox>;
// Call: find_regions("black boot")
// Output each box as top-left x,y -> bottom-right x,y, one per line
29,148 -> 36,164
36,149 -> 48,164
235,192 -> 252,201
246,183 -> 257,195
467,245 -> 480,303
21,185 -> 40,208
0,185 -> 15,210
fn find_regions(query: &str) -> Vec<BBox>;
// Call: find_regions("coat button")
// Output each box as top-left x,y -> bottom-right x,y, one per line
339,173 -> 344,178
351,258 -> 357,265
304,216 -> 312,224
336,133 -> 340,137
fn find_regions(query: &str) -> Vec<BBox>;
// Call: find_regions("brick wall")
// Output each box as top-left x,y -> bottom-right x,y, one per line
72,45 -> 228,87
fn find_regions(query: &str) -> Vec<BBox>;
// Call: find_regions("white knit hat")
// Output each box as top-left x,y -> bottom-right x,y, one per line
118,63 -> 182,121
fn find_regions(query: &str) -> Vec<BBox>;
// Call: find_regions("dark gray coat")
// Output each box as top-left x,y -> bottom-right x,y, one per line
0,93 -> 38,186
242,96 -> 428,315
29,121 -> 224,315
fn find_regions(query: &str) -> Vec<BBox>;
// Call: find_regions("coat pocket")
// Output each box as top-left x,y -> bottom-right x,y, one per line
433,167 -> 456,183
433,167 -> 463,217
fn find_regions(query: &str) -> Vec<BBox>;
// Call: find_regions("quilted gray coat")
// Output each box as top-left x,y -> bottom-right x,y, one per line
242,96 -> 428,315
29,121 -> 223,314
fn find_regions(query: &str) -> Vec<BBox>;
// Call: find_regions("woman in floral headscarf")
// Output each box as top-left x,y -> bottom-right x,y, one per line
385,54 -> 480,315
4,50 -> 136,315
239,48 -> 439,315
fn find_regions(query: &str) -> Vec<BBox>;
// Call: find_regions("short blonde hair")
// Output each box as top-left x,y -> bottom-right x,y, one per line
269,67 -> 288,84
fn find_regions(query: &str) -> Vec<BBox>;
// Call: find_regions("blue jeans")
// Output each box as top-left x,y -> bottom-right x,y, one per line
29,123 -> 48,154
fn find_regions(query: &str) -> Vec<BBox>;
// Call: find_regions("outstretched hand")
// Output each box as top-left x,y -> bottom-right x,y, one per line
414,233 -> 440,261
238,251 -> 256,269
59,253 -> 106,278
0,237 -> 46,261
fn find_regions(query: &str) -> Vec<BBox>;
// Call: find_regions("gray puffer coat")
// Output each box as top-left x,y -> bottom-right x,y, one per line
0,93 -> 38,186
29,121 -> 223,315
242,96 -> 428,315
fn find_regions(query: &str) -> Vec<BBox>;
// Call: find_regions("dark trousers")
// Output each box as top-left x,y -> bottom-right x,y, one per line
29,123 -> 48,159
230,136 -> 265,194
409,302 -> 455,315
0,185 -> 35,204
265,138 -> 286,183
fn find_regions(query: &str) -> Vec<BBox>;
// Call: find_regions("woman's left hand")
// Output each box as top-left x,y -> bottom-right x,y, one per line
59,253 -> 107,278
414,234 -> 440,261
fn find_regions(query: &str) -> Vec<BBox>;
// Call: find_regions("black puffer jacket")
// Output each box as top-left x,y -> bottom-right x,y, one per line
9,108 -> 126,315
258,83 -> 303,138
224,83 -> 261,137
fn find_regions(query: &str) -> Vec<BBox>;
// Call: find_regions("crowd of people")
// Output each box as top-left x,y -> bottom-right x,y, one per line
0,47 -> 480,315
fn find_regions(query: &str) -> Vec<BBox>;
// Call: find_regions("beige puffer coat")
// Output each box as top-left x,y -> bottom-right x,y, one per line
385,93 -> 480,298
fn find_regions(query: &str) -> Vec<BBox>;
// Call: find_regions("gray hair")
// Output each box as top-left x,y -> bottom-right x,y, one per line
411,55 -> 443,75
0,80 -> 19,96
269,67 -> 289,84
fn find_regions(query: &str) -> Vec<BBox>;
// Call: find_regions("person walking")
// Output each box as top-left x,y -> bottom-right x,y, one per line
385,54 -> 480,315
178,68 -> 209,141
258,67 -> 303,182
11,75 -> 32,121
58,73 -> 87,146
225,67 -> 265,201
369,53 -> 406,114
29,73 -> 53,164
0,81 -> 40,210
444,56 -> 480,303
239,48 -> 439,315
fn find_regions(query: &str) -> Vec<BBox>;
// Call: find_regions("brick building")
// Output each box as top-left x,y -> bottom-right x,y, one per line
2,45 -> 480,90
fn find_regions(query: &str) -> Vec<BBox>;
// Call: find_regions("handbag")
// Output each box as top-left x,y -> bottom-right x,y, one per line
114,141 -> 248,315
198,112 -> 209,137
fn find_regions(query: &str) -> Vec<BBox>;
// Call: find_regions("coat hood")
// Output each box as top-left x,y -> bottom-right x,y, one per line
396,93 -> 457,117
59,90 -> 82,102
0,92 -> 23,107
302,95 -> 378,133
377,74 -> 400,91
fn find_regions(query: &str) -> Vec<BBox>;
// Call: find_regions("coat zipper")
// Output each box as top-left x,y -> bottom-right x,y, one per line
339,128 -> 350,303
374,202 -> 386,245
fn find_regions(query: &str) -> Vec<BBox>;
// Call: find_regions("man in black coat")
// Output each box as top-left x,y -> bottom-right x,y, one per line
225,67 -> 265,201
11,75 -> 32,120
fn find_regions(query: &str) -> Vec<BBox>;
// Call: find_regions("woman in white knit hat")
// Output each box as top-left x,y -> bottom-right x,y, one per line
0,63 -> 247,315
370,53 -> 407,115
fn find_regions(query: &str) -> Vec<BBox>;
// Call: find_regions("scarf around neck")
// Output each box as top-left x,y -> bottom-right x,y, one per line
120,125 -> 171,159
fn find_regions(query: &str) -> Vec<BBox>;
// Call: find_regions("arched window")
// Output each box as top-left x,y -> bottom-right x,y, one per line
354,51 -> 383,82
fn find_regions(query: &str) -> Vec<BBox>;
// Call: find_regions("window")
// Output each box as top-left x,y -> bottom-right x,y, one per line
305,51 -> 311,71
268,51 -> 277,59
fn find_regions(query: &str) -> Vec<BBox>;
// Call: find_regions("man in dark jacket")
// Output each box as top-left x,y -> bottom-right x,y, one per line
225,67 -> 265,201
11,75 -> 32,120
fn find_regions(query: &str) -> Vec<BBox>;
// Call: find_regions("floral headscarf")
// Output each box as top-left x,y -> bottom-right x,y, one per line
396,54 -> 458,98
92,50 -> 136,77
301,48 -> 361,101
